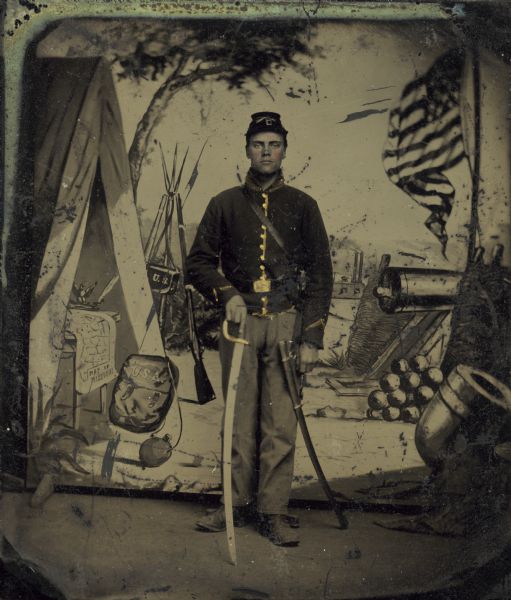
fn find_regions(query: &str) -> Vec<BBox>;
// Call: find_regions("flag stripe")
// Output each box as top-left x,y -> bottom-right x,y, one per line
395,103 -> 459,144
397,80 -> 458,121
388,107 -> 460,144
383,115 -> 462,159
382,48 -> 467,255
396,154 -> 465,204
386,126 -> 463,175
403,151 -> 466,180
386,134 -> 464,179
400,75 -> 426,99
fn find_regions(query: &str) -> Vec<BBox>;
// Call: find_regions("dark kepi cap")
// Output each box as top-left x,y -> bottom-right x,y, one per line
245,112 -> 288,145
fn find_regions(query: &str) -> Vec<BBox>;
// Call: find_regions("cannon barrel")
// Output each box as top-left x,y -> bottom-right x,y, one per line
373,267 -> 463,314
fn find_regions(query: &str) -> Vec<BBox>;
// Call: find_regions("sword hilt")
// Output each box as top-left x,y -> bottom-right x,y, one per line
222,320 -> 249,345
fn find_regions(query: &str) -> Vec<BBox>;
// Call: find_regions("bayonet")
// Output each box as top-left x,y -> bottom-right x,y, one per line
175,146 -> 189,192
183,138 -> 208,205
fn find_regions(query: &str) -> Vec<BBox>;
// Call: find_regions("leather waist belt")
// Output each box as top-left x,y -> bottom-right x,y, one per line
236,278 -> 297,294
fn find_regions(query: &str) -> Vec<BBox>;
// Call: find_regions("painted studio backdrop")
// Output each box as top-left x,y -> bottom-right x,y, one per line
18,17 -> 511,522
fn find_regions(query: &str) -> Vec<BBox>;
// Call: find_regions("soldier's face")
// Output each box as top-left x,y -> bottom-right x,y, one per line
246,132 -> 286,175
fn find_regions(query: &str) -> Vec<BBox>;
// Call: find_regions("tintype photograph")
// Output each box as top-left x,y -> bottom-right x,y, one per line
2,1 -> 511,598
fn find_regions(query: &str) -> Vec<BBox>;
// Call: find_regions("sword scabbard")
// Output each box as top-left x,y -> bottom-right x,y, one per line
279,340 -> 349,530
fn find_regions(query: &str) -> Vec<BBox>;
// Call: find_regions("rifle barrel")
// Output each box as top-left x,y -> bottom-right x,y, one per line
176,196 -> 198,348
175,194 -> 189,271
144,193 -> 168,261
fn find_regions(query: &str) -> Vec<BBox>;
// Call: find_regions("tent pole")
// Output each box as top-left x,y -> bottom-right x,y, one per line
468,44 -> 481,264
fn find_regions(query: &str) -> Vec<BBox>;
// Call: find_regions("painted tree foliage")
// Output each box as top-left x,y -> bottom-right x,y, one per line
113,20 -> 318,195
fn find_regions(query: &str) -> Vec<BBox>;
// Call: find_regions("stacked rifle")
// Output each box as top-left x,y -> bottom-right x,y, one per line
144,142 -> 215,405
144,145 -> 182,326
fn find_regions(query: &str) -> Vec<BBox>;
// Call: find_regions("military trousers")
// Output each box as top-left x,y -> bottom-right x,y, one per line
219,310 -> 298,515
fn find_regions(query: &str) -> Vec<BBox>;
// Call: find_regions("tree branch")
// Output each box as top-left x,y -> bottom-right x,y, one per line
126,20 -> 317,196
171,49 -> 189,79
129,62 -> 230,196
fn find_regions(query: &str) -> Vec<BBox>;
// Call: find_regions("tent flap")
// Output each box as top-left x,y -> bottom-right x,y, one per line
29,58 -> 164,429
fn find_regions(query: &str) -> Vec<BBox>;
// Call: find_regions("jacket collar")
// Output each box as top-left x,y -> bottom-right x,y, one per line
244,168 -> 286,194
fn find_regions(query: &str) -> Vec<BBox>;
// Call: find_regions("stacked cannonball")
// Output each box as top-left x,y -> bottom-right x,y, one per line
366,355 -> 444,424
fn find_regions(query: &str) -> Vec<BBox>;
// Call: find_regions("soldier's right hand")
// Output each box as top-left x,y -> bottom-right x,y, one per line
225,294 -> 247,334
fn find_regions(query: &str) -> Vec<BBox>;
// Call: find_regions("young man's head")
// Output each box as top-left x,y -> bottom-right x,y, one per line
245,112 -> 287,176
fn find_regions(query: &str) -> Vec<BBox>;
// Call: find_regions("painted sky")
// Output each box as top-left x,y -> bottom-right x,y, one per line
38,19 -> 482,270
116,22 -> 474,270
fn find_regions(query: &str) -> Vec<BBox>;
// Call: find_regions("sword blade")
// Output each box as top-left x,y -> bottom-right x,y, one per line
222,322 -> 248,566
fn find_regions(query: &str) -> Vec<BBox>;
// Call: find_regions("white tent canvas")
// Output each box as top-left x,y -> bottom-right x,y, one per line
28,58 -> 165,436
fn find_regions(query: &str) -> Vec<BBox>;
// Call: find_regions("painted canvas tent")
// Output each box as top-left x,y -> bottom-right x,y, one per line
27,57 -> 165,438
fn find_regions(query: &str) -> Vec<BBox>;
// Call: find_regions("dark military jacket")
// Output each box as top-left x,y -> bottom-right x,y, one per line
185,170 -> 333,348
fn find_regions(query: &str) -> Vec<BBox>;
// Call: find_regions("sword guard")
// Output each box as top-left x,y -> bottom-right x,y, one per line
222,320 -> 249,345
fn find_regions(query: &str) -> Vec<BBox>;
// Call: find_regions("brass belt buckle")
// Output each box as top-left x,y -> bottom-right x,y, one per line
253,279 -> 271,293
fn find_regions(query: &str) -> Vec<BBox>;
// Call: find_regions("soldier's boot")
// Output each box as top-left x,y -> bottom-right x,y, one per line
258,514 -> 300,547
195,506 -> 252,532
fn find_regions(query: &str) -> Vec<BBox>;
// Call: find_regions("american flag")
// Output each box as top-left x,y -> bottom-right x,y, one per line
383,48 -> 467,254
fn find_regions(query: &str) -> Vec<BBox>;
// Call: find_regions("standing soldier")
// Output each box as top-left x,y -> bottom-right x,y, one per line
186,112 -> 333,547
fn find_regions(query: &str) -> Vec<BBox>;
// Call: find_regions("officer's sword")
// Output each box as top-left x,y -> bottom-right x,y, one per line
279,340 -> 349,530
221,320 -> 249,566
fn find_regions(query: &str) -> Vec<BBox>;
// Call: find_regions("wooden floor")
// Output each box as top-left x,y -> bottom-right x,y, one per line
1,490 -> 509,600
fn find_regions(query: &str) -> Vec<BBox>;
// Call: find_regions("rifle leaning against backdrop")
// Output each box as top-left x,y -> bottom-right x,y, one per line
148,142 -> 215,405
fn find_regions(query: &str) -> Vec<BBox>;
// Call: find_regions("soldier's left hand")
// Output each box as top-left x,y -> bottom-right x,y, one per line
298,343 -> 318,373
